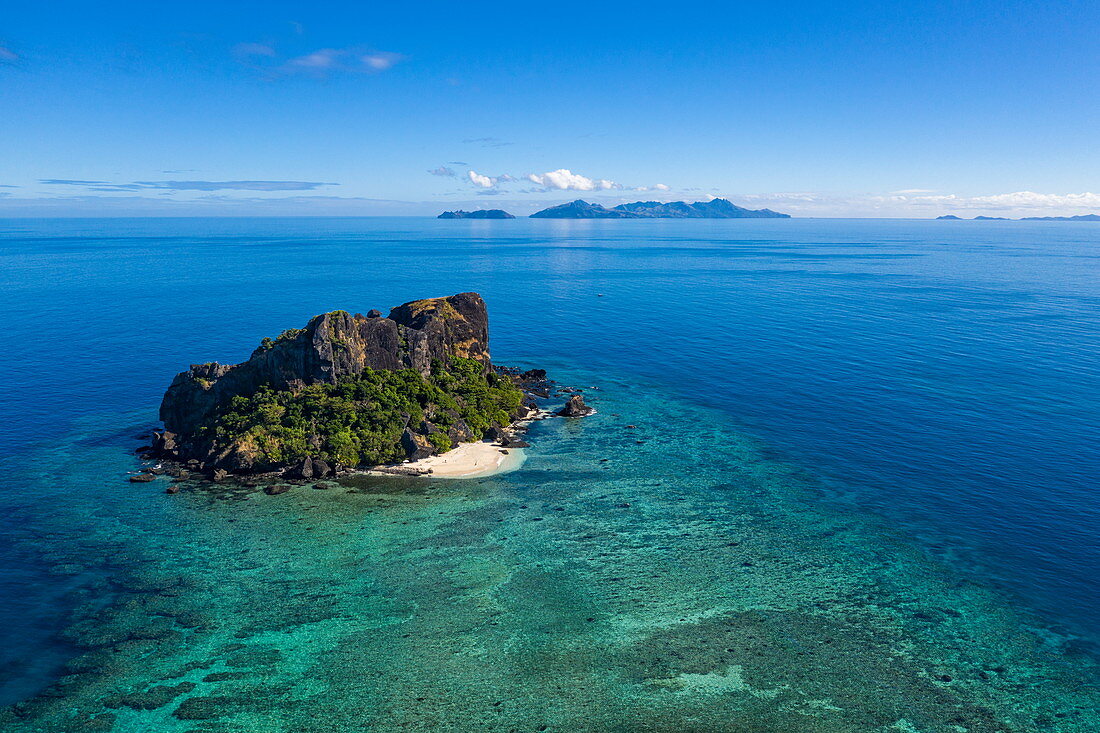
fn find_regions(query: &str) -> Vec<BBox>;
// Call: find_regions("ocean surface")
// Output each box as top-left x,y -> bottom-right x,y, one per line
0,217 -> 1097,731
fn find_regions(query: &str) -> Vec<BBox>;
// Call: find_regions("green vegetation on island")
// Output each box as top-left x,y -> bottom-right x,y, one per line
200,356 -> 524,469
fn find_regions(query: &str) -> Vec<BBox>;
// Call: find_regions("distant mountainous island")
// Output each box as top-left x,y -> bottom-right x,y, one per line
438,209 -> 515,219
529,198 -> 790,219
938,214 -> 1099,221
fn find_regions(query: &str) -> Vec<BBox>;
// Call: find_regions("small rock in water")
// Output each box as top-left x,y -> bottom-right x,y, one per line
557,394 -> 594,417
264,484 -> 291,495
165,485 -> 180,494
129,474 -> 156,483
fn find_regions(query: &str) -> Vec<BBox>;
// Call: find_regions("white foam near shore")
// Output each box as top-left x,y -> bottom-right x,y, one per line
369,440 -> 526,479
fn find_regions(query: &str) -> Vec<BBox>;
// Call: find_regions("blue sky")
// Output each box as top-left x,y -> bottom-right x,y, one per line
1,1 -> 1098,217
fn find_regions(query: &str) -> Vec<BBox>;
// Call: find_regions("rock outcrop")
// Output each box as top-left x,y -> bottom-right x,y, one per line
558,394 -> 595,417
150,292 -> 554,477
160,293 -> 491,441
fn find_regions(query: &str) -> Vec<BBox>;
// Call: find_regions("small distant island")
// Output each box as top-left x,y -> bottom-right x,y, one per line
146,293 -> 590,483
530,198 -> 790,219
1021,214 -> 1100,221
938,213 -> 1099,221
437,209 -> 516,219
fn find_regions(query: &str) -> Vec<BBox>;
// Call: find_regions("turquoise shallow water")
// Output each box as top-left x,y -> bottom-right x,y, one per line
0,218 -> 1098,730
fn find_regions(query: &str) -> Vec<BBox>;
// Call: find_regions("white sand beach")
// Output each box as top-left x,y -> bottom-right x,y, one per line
370,441 -> 525,479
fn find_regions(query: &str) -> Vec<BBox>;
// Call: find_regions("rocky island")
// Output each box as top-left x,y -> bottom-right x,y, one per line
147,293 -> 581,482
530,198 -> 790,219
437,209 -> 515,219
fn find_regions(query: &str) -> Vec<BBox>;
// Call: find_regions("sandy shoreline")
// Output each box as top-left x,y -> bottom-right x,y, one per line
367,440 -> 525,479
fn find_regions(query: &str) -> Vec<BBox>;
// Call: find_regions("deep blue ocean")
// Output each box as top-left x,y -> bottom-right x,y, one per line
0,217 -> 1097,731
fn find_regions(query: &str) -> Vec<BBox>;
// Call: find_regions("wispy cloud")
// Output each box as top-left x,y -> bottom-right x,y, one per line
140,180 -> 337,191
233,42 -> 277,58
232,41 -> 404,78
39,179 -> 111,186
734,190 -> 1100,217
40,179 -> 337,192
281,48 -> 403,76
462,137 -> 512,148
362,52 -> 400,70
0,194 -> 423,217
428,166 -> 456,177
285,48 -> 343,71
882,190 -> 1100,211
527,169 -> 618,191
0,46 -> 18,64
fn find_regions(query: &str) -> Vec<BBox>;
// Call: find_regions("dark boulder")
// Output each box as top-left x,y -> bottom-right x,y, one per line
366,309 -> 382,318
446,417 -> 476,444
401,428 -> 435,461
264,484 -> 292,495
283,458 -> 314,480
558,395 -> 594,417
311,459 -> 332,478
129,474 -> 156,483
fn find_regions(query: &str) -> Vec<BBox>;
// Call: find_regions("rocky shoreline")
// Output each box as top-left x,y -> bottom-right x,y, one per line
132,370 -> 593,489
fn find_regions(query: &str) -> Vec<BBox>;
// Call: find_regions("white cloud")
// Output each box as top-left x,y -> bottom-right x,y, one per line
428,166 -> 455,177
467,170 -> 497,188
0,46 -> 17,63
526,169 -> 618,191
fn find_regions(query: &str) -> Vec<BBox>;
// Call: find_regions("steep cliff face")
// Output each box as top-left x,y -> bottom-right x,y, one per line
160,293 -> 491,440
